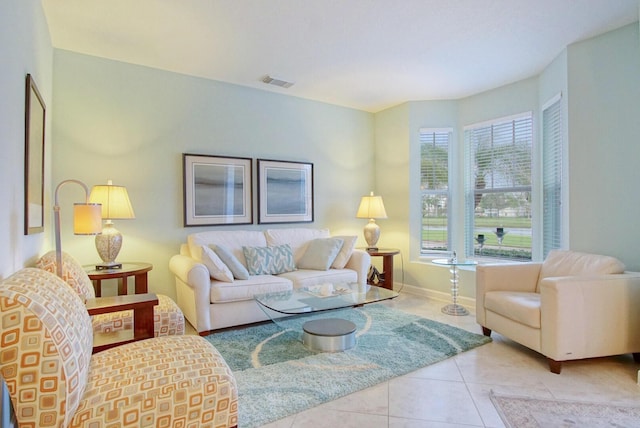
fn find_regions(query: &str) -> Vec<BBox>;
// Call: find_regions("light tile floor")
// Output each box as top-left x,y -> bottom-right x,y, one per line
253,291 -> 640,428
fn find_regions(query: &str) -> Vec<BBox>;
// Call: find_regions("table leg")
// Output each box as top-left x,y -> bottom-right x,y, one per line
134,272 -> 148,294
381,255 -> 394,290
441,265 -> 469,316
94,279 -> 102,297
118,278 -> 127,295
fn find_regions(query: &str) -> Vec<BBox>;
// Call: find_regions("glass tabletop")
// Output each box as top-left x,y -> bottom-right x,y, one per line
432,258 -> 478,267
254,283 -> 398,315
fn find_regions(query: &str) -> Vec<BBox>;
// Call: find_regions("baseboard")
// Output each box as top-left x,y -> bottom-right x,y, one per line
393,282 -> 476,312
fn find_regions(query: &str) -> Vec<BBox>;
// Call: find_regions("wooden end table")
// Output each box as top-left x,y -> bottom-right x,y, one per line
84,262 -> 153,297
364,248 -> 400,290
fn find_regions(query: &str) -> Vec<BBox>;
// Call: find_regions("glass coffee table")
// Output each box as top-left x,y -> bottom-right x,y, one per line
254,283 -> 398,352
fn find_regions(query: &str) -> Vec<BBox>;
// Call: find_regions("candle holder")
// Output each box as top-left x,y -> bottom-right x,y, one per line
494,228 -> 507,245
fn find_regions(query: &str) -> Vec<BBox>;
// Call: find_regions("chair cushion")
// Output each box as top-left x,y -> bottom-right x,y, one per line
537,250 -> 625,291
93,294 -> 185,337
70,335 -> 238,428
0,268 -> 93,428
484,291 -> 541,328
36,250 -> 96,301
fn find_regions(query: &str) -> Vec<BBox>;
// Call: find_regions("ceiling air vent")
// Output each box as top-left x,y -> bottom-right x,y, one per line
262,75 -> 294,88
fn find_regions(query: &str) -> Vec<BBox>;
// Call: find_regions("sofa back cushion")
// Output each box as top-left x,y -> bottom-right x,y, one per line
264,228 -> 330,263
537,250 -> 625,291
188,230 -> 267,268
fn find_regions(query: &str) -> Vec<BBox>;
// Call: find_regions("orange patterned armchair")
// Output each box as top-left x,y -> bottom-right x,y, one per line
36,251 -> 185,337
0,268 -> 238,427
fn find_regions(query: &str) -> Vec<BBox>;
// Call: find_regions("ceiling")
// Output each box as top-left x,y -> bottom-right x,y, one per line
42,0 -> 639,113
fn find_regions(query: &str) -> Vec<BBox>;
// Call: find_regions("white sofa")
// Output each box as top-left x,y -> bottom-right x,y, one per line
476,250 -> 640,373
169,228 -> 371,334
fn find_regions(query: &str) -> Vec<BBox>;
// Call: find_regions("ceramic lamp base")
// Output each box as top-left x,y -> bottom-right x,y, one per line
95,222 -> 123,266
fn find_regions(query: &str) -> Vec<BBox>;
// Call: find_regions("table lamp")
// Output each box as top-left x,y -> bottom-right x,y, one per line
356,191 -> 387,251
53,179 -> 103,278
89,180 -> 135,269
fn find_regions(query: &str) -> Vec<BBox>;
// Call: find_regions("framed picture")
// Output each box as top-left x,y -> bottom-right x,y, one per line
183,154 -> 252,226
24,74 -> 46,235
258,159 -> 313,224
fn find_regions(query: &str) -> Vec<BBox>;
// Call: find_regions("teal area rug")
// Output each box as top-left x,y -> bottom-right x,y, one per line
206,304 -> 491,428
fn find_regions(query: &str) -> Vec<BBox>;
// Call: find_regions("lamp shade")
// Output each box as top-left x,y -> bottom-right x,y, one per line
73,203 -> 103,234
356,192 -> 387,219
89,180 -> 135,219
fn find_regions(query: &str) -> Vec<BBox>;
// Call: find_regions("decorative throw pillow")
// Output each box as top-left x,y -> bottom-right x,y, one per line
243,244 -> 296,275
211,245 -> 250,280
297,238 -> 344,271
330,235 -> 357,269
201,245 -> 234,282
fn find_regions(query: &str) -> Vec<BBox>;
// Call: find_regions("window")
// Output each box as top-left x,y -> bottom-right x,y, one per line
419,129 -> 452,254
542,94 -> 563,257
464,113 -> 533,260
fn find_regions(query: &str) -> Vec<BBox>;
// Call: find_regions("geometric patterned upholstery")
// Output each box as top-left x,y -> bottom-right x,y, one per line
0,267 -> 238,428
36,251 -> 185,337
0,268 -> 93,428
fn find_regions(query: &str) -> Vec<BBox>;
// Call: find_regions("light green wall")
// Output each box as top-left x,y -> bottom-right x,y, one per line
52,50 -> 374,298
566,23 -> 640,264
0,1 -> 53,278
374,23 -> 640,297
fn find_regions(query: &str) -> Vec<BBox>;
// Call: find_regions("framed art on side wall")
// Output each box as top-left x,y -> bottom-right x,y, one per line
258,159 -> 313,224
24,74 -> 46,235
183,154 -> 252,226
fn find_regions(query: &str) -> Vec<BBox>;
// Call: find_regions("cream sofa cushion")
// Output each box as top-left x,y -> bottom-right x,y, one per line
331,235 -> 357,269
200,245 -> 234,282
537,250 -> 626,291
188,230 -> 267,267
210,275 -> 292,303
484,291 -> 541,328
265,228 -> 330,263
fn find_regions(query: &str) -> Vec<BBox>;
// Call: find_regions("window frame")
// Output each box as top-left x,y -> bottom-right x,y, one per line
463,112 -> 534,261
419,128 -> 453,256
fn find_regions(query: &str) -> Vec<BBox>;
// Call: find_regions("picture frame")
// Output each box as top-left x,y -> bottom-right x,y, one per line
258,159 -> 314,224
183,154 -> 252,226
24,74 -> 46,235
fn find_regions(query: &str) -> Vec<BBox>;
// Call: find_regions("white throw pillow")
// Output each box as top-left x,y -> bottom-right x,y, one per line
331,235 -> 357,269
297,238 -> 344,271
212,244 -> 250,280
201,245 -> 234,282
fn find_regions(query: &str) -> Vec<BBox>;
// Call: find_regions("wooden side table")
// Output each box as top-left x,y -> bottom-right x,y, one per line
84,262 -> 153,297
365,248 -> 400,290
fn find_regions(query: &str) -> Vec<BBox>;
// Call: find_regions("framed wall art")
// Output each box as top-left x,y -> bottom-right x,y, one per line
258,159 -> 313,224
24,74 -> 46,235
183,154 -> 252,226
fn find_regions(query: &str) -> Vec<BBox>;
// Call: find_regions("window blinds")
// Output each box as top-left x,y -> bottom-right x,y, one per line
419,129 -> 451,253
464,113 -> 533,259
542,94 -> 563,257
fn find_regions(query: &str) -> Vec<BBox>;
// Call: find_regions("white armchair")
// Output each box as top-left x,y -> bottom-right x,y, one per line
476,250 -> 640,373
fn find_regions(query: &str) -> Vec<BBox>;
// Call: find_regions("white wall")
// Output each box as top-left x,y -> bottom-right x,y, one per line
0,1 -> 52,279
566,23 -> 640,267
52,50 -> 374,299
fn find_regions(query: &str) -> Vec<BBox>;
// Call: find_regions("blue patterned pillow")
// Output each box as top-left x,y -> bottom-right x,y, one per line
243,244 -> 296,275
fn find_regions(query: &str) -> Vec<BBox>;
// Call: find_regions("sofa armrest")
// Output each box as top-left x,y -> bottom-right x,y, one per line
476,262 -> 542,326
540,273 -> 640,361
344,249 -> 371,286
169,254 -> 212,334
86,293 -> 158,353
